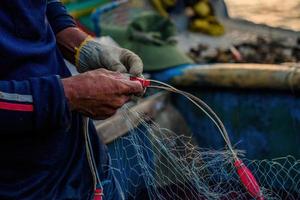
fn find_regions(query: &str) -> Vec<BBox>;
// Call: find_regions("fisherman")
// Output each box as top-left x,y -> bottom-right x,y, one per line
0,1 -> 144,199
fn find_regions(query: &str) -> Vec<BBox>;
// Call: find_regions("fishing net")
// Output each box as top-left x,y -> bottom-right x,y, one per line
105,103 -> 300,200
93,1 -> 300,199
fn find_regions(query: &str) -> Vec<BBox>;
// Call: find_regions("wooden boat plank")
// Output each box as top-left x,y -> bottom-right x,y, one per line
95,92 -> 169,144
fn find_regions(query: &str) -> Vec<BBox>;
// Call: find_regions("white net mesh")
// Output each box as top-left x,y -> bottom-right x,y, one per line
97,1 -> 300,199
106,105 -> 300,200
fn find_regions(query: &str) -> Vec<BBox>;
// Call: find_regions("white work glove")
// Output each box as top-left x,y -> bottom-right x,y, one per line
75,36 -> 143,76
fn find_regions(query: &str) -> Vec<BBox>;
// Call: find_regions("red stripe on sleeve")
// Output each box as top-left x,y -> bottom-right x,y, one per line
0,102 -> 33,112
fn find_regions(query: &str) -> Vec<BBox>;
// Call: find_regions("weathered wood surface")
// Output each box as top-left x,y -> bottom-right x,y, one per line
172,63 -> 300,91
95,92 -> 169,144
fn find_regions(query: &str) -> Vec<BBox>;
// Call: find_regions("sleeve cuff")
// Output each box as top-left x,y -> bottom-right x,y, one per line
30,75 -> 71,131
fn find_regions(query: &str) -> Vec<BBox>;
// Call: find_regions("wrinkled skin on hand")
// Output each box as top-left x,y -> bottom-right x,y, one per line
62,68 -> 143,120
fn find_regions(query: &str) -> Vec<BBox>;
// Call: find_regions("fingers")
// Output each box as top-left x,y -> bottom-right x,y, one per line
123,79 -> 144,95
108,71 -> 144,95
91,68 -> 145,95
110,95 -> 131,109
129,64 -> 143,77
109,62 -> 128,73
78,95 -> 130,120
120,49 -> 144,76
67,68 -> 145,120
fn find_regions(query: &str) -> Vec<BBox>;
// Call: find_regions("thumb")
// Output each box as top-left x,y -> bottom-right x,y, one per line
109,62 -> 128,73
120,50 -> 144,76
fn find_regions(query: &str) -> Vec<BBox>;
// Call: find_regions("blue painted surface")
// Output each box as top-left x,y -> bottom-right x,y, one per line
108,65 -> 300,196
151,66 -> 300,160
172,91 -> 300,159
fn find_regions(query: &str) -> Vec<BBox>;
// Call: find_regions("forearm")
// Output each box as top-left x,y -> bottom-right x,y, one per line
56,27 -> 89,65
46,0 -> 87,64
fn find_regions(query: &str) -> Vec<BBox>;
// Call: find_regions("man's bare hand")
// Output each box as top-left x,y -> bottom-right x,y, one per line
62,69 -> 143,120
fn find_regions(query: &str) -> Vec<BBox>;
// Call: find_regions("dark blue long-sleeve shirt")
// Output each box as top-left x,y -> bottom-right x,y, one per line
0,1 -> 112,199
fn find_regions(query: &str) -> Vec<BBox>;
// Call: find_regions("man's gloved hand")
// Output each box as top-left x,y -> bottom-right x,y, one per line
62,68 -> 143,120
75,36 -> 143,76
